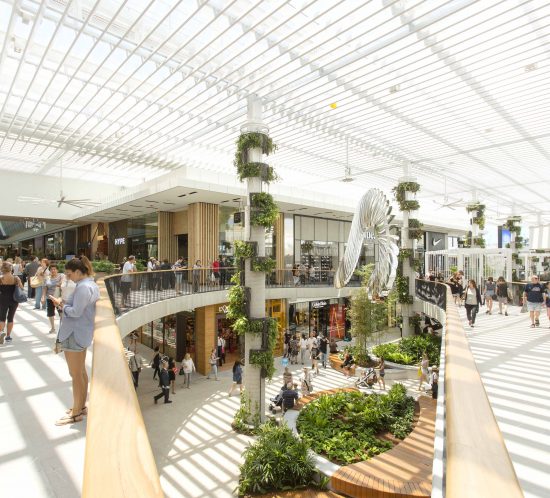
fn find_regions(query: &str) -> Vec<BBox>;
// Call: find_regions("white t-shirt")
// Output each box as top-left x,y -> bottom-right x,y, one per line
307,337 -> 318,350
122,262 -> 135,282
300,338 -> 308,349
465,288 -> 477,305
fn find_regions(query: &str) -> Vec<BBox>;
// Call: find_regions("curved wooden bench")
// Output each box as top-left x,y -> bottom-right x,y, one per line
330,396 -> 436,498
329,353 -> 357,377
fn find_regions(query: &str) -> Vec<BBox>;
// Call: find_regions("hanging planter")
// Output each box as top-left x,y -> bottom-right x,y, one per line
300,240 -> 314,253
234,240 -> 257,260
251,256 -> 276,273
466,203 -> 486,230
408,218 -> 424,240
392,182 -> 420,210
234,133 -> 278,183
250,192 -> 279,228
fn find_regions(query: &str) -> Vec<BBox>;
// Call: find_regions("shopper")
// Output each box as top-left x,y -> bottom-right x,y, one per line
212,257 -> 220,286
310,341 -> 320,376
523,275 -> 545,328
153,360 -> 172,404
418,352 -> 429,391
192,260 -> 201,292
431,366 -> 439,399
496,276 -> 509,316
341,352 -> 355,377
545,282 -> 550,328
319,335 -> 328,368
25,257 -> 39,300
301,367 -> 313,395
207,348 -> 219,380
121,255 -> 136,307
283,329 -> 291,358
217,333 -> 225,367
463,279 -> 482,328
0,262 -> 24,344
299,333 -> 308,365
377,356 -> 386,390
173,257 -> 185,294
128,351 -> 143,388
34,258 -> 50,310
282,366 -> 293,387
289,335 -> 299,364
228,360 -> 243,396
220,256 -> 228,287
180,352 -> 196,388
42,264 -> 65,334
151,345 -> 161,380
48,257 -> 99,425
167,357 -> 177,394
484,277 -> 496,315
281,382 -> 299,413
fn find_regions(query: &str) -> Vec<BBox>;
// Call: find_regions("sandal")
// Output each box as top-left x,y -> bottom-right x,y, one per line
65,406 -> 88,416
55,412 -> 84,426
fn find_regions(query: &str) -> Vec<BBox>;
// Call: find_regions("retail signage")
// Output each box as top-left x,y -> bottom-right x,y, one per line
146,239 -> 156,243
114,237 -> 126,245
218,305 -> 229,313
365,231 -> 375,240
311,300 -> 328,309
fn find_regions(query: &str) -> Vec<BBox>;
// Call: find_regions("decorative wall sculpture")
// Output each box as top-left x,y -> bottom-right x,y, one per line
335,189 -> 399,294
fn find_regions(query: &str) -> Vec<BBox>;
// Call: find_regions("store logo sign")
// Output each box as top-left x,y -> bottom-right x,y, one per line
365,231 -> 375,240
219,305 -> 229,313
312,300 -> 327,309
114,237 -> 126,245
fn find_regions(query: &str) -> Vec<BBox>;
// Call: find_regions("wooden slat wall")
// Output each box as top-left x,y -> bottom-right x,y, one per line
194,304 -> 217,376
188,203 -> 219,271
274,212 -> 285,284
158,212 -> 177,263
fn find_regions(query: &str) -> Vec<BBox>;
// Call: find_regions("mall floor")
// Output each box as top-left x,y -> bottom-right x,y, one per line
2,303 -> 548,498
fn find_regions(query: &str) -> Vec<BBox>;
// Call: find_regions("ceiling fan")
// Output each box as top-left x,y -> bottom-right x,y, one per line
18,159 -> 100,208
432,177 -> 465,210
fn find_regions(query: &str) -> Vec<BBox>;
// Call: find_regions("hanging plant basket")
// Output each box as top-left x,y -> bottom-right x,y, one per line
301,241 -> 314,253
250,192 -> 279,228
234,240 -> 257,260
251,256 -> 276,273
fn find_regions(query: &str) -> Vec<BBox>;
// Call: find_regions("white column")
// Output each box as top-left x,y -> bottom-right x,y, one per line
243,94 -> 266,421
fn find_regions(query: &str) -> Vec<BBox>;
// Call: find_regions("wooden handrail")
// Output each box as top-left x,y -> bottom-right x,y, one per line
443,284 -> 523,498
82,279 -> 162,498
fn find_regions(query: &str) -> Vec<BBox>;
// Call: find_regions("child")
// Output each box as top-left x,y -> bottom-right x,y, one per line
301,367 -> 313,395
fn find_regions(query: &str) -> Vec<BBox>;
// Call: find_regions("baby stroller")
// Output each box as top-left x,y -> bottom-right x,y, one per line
269,391 -> 284,414
355,368 -> 377,388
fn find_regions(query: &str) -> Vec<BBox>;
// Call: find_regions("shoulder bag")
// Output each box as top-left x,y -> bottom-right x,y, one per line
13,278 -> 28,303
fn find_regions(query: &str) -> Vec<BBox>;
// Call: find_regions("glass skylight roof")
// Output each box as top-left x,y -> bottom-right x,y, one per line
0,0 -> 549,223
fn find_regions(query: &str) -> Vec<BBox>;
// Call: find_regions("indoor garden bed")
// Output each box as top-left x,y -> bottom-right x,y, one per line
296,385 -> 416,465
372,334 -> 441,366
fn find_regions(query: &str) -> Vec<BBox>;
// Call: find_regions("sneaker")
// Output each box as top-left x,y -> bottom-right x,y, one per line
0,332 -> 5,344
535,319 -> 540,327
5,336 -> 12,342
164,400 -> 173,404
154,397 -> 158,404
49,329 -> 55,334
505,312 -> 508,316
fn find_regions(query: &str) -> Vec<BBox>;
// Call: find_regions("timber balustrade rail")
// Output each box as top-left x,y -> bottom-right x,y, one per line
104,267 -> 359,317
415,279 -> 523,498
83,278 -> 162,498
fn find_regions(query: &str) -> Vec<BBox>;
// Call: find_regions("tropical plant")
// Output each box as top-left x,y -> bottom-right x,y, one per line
395,274 -> 413,304
251,256 -> 276,273
238,423 -> 318,496
234,240 -> 255,260
296,386 -> 415,465
232,391 -> 260,436
372,334 -> 441,365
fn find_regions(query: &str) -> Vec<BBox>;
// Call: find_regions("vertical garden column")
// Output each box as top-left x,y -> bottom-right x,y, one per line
244,95 -> 266,421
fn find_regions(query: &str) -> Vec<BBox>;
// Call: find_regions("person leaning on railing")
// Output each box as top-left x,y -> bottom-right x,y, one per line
49,257 -> 99,426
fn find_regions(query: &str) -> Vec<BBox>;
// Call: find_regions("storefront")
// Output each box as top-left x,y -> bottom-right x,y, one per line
137,310 -> 195,362
109,213 -> 158,263
289,298 -> 349,339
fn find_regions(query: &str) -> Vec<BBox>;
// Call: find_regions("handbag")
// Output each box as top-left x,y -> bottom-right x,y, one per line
30,275 -> 44,288
13,285 -> 27,303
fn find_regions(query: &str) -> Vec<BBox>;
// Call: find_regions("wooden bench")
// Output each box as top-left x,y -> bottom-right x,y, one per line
329,353 -> 357,377
294,387 -> 358,410
255,490 -> 343,498
330,396 -> 437,498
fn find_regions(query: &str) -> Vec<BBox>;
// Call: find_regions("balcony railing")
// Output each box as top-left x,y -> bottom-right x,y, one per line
104,267 -> 359,317
415,280 -> 523,498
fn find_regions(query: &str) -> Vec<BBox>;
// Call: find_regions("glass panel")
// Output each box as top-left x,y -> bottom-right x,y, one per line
284,214 -> 294,268
315,218 -> 327,241
327,220 -> 339,241
301,216 -> 314,240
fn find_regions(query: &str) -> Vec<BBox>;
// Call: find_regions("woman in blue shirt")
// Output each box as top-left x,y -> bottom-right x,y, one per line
49,257 -> 99,426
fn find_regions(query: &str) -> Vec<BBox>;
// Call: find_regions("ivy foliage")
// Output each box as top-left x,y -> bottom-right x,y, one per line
232,391 -> 260,436
395,274 -> 413,304
234,132 -> 277,183
466,203 -> 486,230
392,181 -> 420,210
504,217 -> 522,235
234,240 -> 256,260
296,385 -> 416,465
250,192 -> 279,228
249,319 -> 278,379
251,256 -> 276,273
408,218 -> 424,240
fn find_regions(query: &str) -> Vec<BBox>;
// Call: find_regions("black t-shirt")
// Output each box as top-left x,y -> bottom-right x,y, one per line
284,332 -> 291,344
525,283 -> 544,303
319,337 -> 328,353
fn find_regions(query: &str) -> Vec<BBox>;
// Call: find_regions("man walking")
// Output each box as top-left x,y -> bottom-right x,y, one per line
523,275 -> 545,328
121,255 -> 136,307
153,360 -> 172,404
319,335 -> 329,369
25,257 -> 39,299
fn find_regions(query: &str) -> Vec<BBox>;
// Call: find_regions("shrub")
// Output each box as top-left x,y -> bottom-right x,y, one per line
372,334 -> 441,365
238,423 -> 316,496
296,386 -> 416,465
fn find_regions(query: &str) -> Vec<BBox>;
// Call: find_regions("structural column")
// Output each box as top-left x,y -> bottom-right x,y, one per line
188,203 -> 219,272
243,95 -> 267,421
158,211 -> 177,262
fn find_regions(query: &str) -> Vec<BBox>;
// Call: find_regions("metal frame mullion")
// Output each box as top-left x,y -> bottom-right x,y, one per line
0,0 -> 22,88
18,0 -> 131,156
34,0 -> 156,158
92,0 -> 395,164
53,0 -> 189,157
1,0 -> 74,151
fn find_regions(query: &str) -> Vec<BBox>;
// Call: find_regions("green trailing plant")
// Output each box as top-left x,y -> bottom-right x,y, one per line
515,236 -> 524,249
395,274 -> 413,304
296,386 -> 415,465
248,318 -> 278,379
408,218 -> 424,240
372,334 -> 441,365
237,162 -> 277,183
250,192 -> 279,228
408,218 -> 422,229
249,350 -> 276,379
473,236 -> 486,248
504,217 -> 522,235
234,240 -> 255,260
401,200 -> 420,211
398,249 -> 413,261
392,182 -> 420,210
450,265 -> 458,274
234,132 -> 277,183
251,256 -> 276,273
238,423 -> 318,496
227,273 -> 246,321
532,257 -> 539,263
466,203 -> 486,230
232,391 -> 261,435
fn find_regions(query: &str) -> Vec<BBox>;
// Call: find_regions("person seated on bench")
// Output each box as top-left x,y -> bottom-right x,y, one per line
341,352 -> 355,377
329,337 -> 338,354
281,382 -> 299,413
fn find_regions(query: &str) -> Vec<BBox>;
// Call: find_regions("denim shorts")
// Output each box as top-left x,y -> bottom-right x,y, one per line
57,333 -> 87,352
527,302 -> 542,312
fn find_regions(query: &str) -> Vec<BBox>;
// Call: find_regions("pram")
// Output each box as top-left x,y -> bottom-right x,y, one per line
355,368 -> 377,388
269,391 -> 284,414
